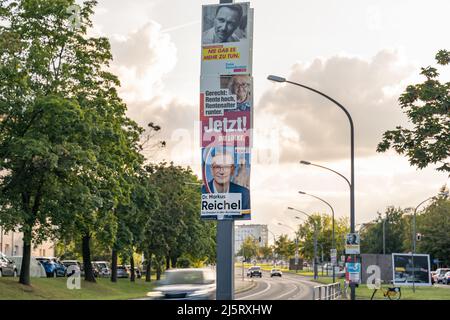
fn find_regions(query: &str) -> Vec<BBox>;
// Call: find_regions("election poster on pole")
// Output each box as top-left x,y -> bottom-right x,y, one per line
201,2 -> 253,76
201,146 -> 251,220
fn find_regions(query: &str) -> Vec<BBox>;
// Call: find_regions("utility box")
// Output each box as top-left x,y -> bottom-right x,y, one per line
289,258 -> 304,271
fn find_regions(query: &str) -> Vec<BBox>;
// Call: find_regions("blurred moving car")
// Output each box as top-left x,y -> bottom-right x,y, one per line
8,256 -> 46,277
0,252 -> 18,277
435,268 -> 450,284
36,257 -> 66,277
93,261 -> 111,278
270,268 -> 282,277
116,265 -> 130,278
61,260 -> 82,276
248,266 -> 262,278
442,271 -> 450,285
147,268 -> 216,300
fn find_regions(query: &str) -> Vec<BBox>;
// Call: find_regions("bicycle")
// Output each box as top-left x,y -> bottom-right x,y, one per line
370,283 -> 401,300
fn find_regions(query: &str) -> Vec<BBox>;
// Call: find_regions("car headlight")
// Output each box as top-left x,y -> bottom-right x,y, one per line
187,289 -> 210,297
147,291 -> 164,298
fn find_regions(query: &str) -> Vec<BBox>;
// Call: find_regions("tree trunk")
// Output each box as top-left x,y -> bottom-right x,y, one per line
170,256 -> 178,269
130,253 -> 135,282
145,251 -> 152,282
165,255 -> 170,270
156,256 -> 162,280
82,234 -> 96,282
19,227 -> 32,285
111,247 -> 118,283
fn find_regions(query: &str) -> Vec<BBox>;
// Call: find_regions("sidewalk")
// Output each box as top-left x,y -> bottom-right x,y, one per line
235,276 -> 256,294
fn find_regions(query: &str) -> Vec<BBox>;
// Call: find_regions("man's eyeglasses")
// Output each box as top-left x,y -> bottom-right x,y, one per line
234,83 -> 250,89
212,165 -> 233,171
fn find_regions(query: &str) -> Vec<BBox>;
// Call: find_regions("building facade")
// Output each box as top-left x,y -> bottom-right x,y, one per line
0,228 -> 55,257
235,224 -> 269,254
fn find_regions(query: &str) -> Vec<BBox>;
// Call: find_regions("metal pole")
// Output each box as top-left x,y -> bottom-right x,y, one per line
411,196 -> 434,293
313,225 -> 318,280
216,219 -> 235,300
215,0 -> 235,301
383,217 -> 386,255
286,80 -> 355,298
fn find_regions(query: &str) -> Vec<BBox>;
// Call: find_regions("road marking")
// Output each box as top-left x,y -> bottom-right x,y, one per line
236,280 -> 272,300
272,283 -> 298,300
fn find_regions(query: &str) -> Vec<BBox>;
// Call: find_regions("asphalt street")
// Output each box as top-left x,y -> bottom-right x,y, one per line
235,270 -> 317,300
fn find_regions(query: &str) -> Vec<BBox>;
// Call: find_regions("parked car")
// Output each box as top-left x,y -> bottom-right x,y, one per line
248,266 -> 262,278
36,257 -> 66,277
147,268 -> 216,300
116,265 -> 130,278
443,271 -> 450,285
0,252 -> 18,277
270,268 -> 282,277
435,268 -> 450,284
93,261 -> 111,278
61,260 -> 82,276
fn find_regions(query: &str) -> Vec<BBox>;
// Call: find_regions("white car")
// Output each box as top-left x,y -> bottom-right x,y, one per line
270,268 -> 282,277
442,271 -> 450,285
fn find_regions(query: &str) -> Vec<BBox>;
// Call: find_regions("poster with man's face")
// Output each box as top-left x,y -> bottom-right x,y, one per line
201,146 -> 251,220
200,75 -> 253,148
201,2 -> 253,76
392,253 -> 431,286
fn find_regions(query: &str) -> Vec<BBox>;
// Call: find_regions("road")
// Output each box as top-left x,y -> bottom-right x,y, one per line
235,270 -> 316,300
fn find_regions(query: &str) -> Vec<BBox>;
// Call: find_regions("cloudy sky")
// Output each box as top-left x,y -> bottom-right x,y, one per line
89,0 -> 449,240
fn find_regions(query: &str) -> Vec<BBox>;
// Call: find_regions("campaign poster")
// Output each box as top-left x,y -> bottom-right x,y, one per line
201,2 -> 253,76
200,75 -> 252,148
345,233 -> 361,254
201,146 -> 251,220
392,253 -> 431,286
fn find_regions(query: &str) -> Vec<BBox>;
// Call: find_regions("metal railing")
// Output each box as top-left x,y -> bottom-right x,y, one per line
312,282 -> 341,300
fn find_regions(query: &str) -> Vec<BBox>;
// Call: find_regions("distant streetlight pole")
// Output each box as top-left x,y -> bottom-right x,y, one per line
298,191 -> 336,282
411,196 -> 435,293
287,207 -> 319,279
268,75 -> 356,299
278,222 -> 300,273
268,230 -> 277,267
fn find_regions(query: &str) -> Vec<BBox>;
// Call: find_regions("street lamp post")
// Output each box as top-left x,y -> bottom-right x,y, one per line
269,75 -> 356,299
278,222 -> 300,273
287,207 -> 319,279
268,230 -> 277,267
411,196 -> 435,293
298,191 -> 336,282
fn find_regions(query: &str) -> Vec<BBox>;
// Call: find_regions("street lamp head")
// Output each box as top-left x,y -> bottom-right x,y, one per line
300,160 -> 311,165
278,222 -> 283,226
294,216 -> 301,220
287,206 -> 294,210
298,191 -> 306,195
267,75 -> 286,83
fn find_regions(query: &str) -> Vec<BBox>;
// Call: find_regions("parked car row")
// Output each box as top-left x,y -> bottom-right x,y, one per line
432,268 -> 450,285
0,252 -> 18,277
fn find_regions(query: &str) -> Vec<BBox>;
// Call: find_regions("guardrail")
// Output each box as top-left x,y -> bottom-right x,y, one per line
312,282 -> 341,300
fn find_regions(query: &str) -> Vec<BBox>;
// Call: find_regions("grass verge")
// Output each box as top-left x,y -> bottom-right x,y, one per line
0,277 -> 155,300
313,277 -> 450,300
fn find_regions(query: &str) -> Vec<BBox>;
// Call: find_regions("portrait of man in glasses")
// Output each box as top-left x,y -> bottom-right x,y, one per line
202,150 -> 250,210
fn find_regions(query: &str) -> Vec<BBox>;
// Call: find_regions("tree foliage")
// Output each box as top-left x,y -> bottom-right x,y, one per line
377,49 -> 450,172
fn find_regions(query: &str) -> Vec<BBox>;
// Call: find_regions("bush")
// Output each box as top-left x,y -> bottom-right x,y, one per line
176,257 -> 192,268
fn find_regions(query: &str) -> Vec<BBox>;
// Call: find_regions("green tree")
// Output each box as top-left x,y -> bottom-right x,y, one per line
416,192 -> 450,265
273,234 -> 295,261
0,0 -> 144,284
360,207 -> 408,254
237,236 -> 259,262
377,49 -> 450,172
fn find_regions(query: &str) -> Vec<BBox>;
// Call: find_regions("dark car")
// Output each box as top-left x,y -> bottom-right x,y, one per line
0,252 -> 18,277
147,268 -> 216,300
36,257 -> 66,277
248,266 -> 262,278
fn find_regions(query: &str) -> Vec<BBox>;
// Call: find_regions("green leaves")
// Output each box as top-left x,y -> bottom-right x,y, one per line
377,49 -> 450,172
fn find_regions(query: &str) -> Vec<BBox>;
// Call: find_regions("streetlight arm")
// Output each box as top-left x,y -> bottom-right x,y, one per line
299,192 -> 335,221
305,162 -> 351,189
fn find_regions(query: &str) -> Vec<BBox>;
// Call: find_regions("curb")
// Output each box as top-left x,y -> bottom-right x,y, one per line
234,280 -> 257,295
